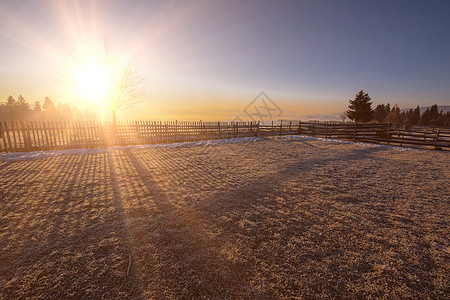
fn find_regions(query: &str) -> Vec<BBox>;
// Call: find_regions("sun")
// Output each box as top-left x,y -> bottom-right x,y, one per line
62,40 -> 145,114
75,60 -> 112,103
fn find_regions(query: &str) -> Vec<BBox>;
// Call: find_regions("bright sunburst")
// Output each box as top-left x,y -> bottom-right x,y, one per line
76,60 -> 112,101
62,40 -> 145,116
62,42 -> 118,108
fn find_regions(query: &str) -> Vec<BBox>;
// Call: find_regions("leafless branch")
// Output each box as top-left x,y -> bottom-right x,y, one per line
60,39 -> 147,118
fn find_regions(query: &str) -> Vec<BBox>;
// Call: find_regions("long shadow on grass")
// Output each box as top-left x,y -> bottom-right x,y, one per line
115,143 -> 388,297
0,152 -> 138,299
118,148 -> 258,298
198,145 -> 439,298
205,145 -> 386,211
133,142 -> 440,298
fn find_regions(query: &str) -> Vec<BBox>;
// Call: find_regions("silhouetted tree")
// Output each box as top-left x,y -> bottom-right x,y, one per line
17,95 -> 30,111
374,104 -> 388,122
61,40 -> 146,134
0,99 -> 9,120
410,106 -> 420,124
427,104 -> 440,125
1,95 -> 100,122
386,105 -> 401,123
399,109 -> 412,124
43,97 -> 56,113
2,95 -> 31,119
442,112 -> 450,126
346,90 -> 374,122
33,101 -> 42,114
56,103 -> 74,120
6,95 -> 16,107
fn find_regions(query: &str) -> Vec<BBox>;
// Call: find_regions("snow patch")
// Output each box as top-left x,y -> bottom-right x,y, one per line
0,137 -> 265,161
0,135 -> 422,162
269,135 -> 419,152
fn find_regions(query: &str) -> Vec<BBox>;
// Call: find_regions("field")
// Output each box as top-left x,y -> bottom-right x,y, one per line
0,136 -> 449,298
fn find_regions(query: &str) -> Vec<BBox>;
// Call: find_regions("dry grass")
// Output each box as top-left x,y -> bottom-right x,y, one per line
0,137 -> 449,299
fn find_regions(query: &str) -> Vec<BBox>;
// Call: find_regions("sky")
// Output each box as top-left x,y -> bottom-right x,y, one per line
1,0 -> 449,121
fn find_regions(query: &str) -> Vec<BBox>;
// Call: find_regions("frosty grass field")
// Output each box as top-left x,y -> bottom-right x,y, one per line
0,135 -> 448,298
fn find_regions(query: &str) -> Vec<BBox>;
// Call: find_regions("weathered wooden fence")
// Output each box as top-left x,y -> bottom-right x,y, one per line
0,120 -> 259,152
258,121 -> 450,150
1,120 -> 449,152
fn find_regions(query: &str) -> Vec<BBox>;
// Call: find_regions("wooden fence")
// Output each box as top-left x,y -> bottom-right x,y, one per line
258,121 -> 450,150
0,120 -> 259,152
0,120 -> 449,152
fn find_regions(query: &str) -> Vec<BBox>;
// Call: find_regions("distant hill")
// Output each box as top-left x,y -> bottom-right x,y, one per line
400,105 -> 450,114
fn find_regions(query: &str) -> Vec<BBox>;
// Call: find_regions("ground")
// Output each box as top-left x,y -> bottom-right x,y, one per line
0,136 -> 449,299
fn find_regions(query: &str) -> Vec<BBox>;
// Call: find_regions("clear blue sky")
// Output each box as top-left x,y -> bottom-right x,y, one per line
0,0 -> 449,120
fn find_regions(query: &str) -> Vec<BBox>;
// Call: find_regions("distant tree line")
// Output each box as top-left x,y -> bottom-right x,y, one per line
347,90 -> 450,126
373,103 -> 450,126
0,95 -> 97,121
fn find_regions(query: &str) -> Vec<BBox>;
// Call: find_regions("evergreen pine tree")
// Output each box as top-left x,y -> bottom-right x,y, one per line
6,95 -> 16,107
385,103 -> 391,116
16,95 -> 30,111
346,90 -> 374,122
5,95 -> 18,119
420,108 -> 431,124
43,97 -> 56,112
386,105 -> 401,123
428,104 -> 439,124
34,101 -> 42,113
410,106 -> 420,124
374,104 -> 387,122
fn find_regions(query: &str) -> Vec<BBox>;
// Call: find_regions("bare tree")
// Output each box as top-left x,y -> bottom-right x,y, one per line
101,40 -> 146,125
61,40 -> 146,136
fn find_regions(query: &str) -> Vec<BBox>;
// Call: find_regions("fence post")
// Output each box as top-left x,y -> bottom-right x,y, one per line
81,121 -> 88,148
256,121 -> 260,136
3,122 -> 10,150
387,123 -> 390,145
32,121 -> 38,149
297,121 -> 301,135
434,129 -> 442,150
175,120 -> 178,141
353,122 -> 357,141
26,121 -> 32,150
280,120 -> 283,135
217,121 -> 221,139
400,125 -> 406,146
163,120 -> 167,143
0,122 -> 6,151
434,129 -> 440,142
20,121 -> 26,150
11,121 -> 18,149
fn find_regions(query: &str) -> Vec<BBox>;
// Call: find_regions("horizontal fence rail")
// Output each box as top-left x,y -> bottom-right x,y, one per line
0,120 -> 449,152
0,120 -> 259,152
257,121 -> 450,150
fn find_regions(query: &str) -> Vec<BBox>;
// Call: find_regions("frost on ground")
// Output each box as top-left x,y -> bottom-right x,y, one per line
0,136 -> 449,298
